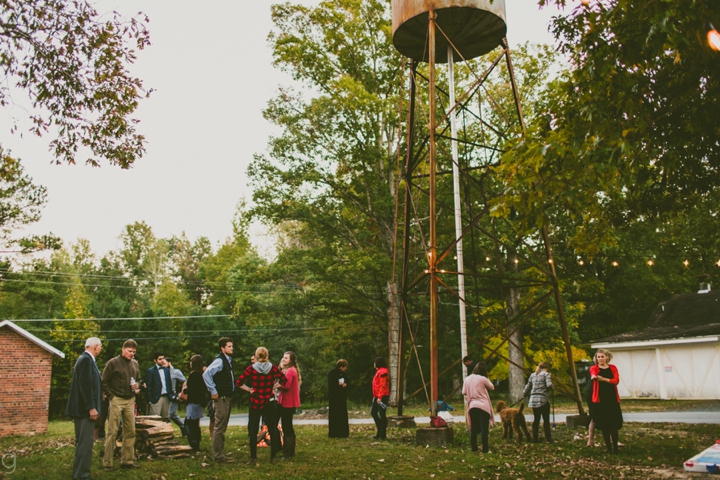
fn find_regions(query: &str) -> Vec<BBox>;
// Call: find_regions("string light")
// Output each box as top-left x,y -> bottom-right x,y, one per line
647,260 -> 653,266
683,260 -> 689,267
716,260 -> 720,267
578,260 -> 584,266
548,259 -> 553,264
580,0 -> 590,5
612,261 -> 619,267
514,258 -> 519,264
709,24 -> 720,52
485,256 -> 491,262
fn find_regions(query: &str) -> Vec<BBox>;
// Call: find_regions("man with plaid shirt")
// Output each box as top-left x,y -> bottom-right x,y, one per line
236,346 -> 286,465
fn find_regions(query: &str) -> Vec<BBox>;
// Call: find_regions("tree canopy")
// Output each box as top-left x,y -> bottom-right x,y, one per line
0,0 -> 151,167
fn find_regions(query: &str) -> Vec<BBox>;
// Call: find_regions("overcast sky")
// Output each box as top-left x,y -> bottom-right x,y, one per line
2,0 -> 565,259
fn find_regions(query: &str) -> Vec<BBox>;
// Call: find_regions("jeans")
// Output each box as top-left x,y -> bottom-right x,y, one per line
370,396 -> 389,439
469,408 -> 490,453
248,401 -> 280,459
169,401 -> 186,434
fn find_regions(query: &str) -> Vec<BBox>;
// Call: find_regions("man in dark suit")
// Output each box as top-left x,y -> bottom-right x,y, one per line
145,351 -> 172,417
66,337 -> 103,480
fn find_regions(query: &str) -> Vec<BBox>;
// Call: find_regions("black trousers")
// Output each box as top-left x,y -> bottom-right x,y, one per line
469,408 -> 490,453
370,396 -> 389,439
248,401 -> 280,459
279,405 -> 295,438
185,418 -> 201,450
532,402 -> 552,441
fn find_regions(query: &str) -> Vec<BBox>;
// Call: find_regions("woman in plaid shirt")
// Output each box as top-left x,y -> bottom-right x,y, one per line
236,347 -> 286,465
523,361 -> 554,443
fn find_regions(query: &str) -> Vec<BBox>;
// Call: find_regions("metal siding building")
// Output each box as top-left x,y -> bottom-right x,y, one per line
591,290 -> 720,400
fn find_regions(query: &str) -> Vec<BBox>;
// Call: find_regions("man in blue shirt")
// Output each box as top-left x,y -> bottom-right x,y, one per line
165,357 -> 187,437
202,337 -> 235,463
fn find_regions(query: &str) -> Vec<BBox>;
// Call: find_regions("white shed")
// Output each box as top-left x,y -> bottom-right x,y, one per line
591,290 -> 720,400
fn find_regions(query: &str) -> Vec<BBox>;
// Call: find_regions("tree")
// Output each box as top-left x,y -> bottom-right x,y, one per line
0,148 -> 49,246
249,0 -> 403,365
0,0 -> 151,167
498,0 -> 720,247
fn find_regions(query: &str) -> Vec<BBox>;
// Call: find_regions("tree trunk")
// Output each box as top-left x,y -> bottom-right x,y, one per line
506,250 -> 524,405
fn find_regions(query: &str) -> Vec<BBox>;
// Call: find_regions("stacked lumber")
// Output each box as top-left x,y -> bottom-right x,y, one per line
134,416 -> 194,459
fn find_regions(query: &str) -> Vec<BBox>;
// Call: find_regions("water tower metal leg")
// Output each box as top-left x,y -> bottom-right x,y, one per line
428,9 -> 439,419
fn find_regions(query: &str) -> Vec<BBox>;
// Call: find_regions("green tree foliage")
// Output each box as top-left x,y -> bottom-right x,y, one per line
498,0 -> 720,244
0,0 -> 151,167
248,0 -> 404,397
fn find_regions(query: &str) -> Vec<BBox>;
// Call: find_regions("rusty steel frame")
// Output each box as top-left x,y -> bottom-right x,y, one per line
394,13 -> 585,418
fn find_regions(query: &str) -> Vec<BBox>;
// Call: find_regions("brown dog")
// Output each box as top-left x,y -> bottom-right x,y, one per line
496,400 -> 532,443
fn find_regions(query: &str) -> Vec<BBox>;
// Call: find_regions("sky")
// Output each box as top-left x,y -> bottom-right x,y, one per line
2,0 -> 566,259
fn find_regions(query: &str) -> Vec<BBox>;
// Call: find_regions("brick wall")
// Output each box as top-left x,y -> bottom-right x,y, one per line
0,327 -> 54,437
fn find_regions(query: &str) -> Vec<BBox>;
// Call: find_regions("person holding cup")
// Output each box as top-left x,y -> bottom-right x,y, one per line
327,359 -> 349,438
101,339 -> 141,471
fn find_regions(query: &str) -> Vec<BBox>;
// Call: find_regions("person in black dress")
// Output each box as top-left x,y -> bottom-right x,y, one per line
328,359 -> 349,438
589,349 -> 623,454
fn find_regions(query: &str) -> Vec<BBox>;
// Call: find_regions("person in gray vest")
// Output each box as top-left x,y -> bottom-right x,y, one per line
66,337 -> 102,480
165,357 -> 187,437
202,337 -> 235,463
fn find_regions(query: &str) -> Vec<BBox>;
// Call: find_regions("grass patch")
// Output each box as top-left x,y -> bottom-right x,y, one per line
0,419 -> 716,479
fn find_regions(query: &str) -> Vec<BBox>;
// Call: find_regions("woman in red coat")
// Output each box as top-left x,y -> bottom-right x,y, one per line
371,356 -> 390,440
589,348 -> 623,454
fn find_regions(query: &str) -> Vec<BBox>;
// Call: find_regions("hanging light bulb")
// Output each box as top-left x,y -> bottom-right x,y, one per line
612,261 -> 619,267
683,260 -> 689,267
716,260 -> 720,267
485,256 -> 491,262
647,260 -> 653,266
580,0 -> 590,5
514,258 -> 519,264
708,24 -> 720,52
578,260 -> 585,266
548,258 -> 553,264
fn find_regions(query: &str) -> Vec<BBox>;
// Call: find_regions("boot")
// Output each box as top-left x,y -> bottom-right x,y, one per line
283,435 -> 295,460
532,424 -> 539,443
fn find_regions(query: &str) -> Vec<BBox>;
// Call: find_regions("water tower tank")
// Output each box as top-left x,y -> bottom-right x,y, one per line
392,0 -> 507,63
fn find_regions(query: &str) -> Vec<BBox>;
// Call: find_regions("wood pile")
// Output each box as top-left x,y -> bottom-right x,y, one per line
119,416 -> 195,459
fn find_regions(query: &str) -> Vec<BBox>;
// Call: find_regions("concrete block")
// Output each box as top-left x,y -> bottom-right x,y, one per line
566,414 -> 591,428
416,426 -> 454,447
387,415 -> 416,428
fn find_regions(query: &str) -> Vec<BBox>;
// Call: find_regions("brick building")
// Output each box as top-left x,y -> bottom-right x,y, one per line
0,320 -> 64,437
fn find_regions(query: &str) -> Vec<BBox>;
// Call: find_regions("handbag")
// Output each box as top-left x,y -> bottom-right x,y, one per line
430,415 -> 447,428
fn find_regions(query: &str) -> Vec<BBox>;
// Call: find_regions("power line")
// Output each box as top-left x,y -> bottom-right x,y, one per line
11,314 -> 234,322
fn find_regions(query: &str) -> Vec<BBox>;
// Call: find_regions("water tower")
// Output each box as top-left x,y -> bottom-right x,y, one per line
389,0 -> 585,436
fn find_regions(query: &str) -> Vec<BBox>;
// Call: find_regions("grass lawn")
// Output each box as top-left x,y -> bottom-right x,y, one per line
0,418 -> 716,479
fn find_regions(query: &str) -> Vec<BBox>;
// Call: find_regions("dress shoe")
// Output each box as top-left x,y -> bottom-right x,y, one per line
246,458 -> 257,466
103,466 -> 114,472
215,457 -> 235,464
120,463 -> 140,469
